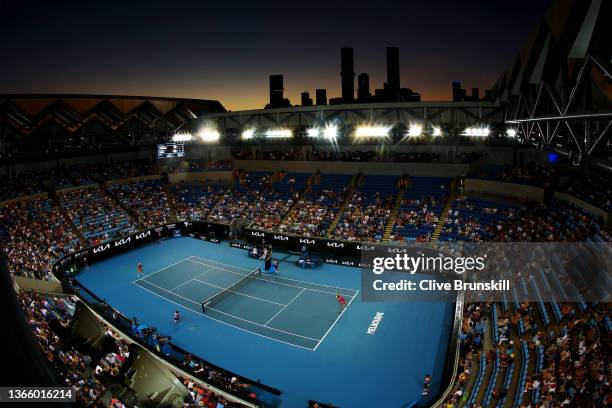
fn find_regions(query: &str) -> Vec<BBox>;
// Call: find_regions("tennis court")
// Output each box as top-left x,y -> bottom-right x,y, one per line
133,255 -> 358,350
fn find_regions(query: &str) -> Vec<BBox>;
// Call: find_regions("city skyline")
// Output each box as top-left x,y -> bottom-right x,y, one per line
0,0 -> 550,111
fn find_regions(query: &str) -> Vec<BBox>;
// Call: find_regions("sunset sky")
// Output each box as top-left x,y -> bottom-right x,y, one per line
0,0 -> 549,111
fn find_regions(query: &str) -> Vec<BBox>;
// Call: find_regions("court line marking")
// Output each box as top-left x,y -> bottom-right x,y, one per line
264,288 -> 305,326
192,278 -> 286,306
313,290 -> 359,351
135,279 -> 320,342
188,255 -> 359,293
132,280 -> 316,351
132,255 -> 359,349
186,258 -> 351,297
170,266 -> 219,292
133,257 -> 192,283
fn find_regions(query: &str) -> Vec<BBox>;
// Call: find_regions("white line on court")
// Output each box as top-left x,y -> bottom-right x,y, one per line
264,288 -> 305,326
188,255 -> 359,293
192,279 -> 286,306
135,279 -> 320,342
313,290 -> 359,351
169,266 -> 219,292
132,280 -> 317,351
186,258 -> 348,297
132,257 -> 192,284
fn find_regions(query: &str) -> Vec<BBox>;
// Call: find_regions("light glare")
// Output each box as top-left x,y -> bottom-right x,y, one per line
241,128 -> 255,140
171,133 -> 193,142
307,127 -> 320,137
432,126 -> 442,137
266,128 -> 293,138
407,124 -> 423,137
323,124 -> 338,140
198,127 -> 220,143
462,126 -> 490,137
354,125 -> 391,138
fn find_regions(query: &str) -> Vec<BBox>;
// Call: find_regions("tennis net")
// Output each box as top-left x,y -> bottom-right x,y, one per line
201,267 -> 261,312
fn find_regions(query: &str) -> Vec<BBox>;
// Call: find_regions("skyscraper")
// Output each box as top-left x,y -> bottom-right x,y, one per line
357,73 -> 370,101
301,91 -> 313,106
386,47 -> 400,102
452,81 -> 466,102
315,89 -> 327,105
269,75 -> 284,108
340,47 -> 355,103
471,88 -> 480,101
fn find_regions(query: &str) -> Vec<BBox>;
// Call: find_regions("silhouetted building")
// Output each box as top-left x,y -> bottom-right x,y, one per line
357,73 -> 370,101
269,75 -> 285,108
315,89 -> 327,105
471,88 -> 480,101
399,88 -> 421,102
484,89 -> 493,101
301,91 -> 313,106
329,97 -> 344,105
452,81 -> 468,101
340,47 -> 355,103
386,47 -> 400,102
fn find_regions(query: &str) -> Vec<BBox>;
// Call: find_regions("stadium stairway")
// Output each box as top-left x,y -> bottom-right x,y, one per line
326,173 -> 361,236
471,314 -> 495,408
278,173 -> 314,224
53,195 -> 88,246
102,182 -> 142,229
429,190 -> 456,242
207,183 -> 235,219
161,183 -> 178,220
382,183 -> 406,242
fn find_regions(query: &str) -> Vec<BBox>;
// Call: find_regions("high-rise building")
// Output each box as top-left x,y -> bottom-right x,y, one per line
340,47 -> 355,103
399,88 -> 421,102
301,91 -> 313,106
386,47 -> 400,102
269,75 -> 284,108
357,73 -> 370,101
315,89 -> 327,105
471,87 -> 480,101
452,81 -> 466,102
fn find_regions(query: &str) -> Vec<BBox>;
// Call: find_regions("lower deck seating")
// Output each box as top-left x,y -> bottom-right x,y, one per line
60,187 -> 136,244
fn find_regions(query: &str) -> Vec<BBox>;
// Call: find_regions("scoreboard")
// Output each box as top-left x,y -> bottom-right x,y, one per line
157,143 -> 185,158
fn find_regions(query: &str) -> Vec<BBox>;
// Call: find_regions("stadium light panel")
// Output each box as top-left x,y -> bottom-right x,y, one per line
506,128 -> 517,138
462,126 -> 490,137
266,128 -> 293,138
307,127 -> 320,137
407,124 -> 423,137
171,133 -> 193,142
323,124 -> 338,140
307,124 -> 338,140
197,127 -> 220,143
354,125 -> 391,139
241,128 -> 256,140
432,126 -> 443,137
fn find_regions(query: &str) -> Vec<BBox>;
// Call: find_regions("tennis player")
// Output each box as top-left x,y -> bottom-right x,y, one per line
136,262 -> 144,278
273,260 -> 280,274
173,310 -> 180,324
336,293 -> 348,312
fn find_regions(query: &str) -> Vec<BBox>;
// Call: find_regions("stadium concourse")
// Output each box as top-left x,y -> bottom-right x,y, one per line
1,155 -> 611,407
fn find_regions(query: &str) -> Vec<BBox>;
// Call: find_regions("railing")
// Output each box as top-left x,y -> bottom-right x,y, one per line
70,277 -> 280,406
51,221 -> 280,407
51,219 -> 464,408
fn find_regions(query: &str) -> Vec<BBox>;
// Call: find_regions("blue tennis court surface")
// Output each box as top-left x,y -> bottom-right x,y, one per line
76,237 -> 454,407
134,256 -> 358,350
